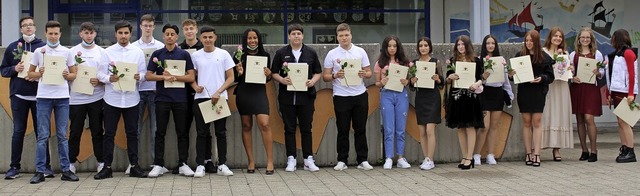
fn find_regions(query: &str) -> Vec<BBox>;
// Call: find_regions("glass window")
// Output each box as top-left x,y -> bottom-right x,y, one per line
54,13 -> 139,46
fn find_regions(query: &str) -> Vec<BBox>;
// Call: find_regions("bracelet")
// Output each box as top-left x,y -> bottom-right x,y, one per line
331,73 -> 336,79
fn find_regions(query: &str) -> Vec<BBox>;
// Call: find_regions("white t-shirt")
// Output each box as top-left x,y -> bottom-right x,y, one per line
323,43 -> 370,96
31,45 -> 71,99
132,38 -> 165,91
67,44 -> 108,105
101,43 -> 148,108
192,48 -> 235,100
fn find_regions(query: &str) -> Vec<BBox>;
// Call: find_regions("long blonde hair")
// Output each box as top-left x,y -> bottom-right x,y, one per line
574,27 -> 597,55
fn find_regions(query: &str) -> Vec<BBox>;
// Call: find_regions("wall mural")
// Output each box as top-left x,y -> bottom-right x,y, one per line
449,0 -> 633,56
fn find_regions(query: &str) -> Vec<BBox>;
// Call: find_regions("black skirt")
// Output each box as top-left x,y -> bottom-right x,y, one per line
235,83 -> 269,115
445,88 -> 485,129
517,83 -> 548,113
415,88 -> 442,124
480,86 -> 504,111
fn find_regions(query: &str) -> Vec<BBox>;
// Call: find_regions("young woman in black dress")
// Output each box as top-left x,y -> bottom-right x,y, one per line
410,37 -> 443,170
445,35 -> 484,170
510,30 -> 554,167
233,28 -> 275,174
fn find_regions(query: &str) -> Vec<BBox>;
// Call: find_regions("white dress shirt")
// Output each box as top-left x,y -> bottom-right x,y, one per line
99,43 -> 147,108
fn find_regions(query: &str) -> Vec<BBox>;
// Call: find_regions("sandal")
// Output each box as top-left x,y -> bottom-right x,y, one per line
532,154 -> 541,167
552,149 -> 562,162
525,153 -> 533,165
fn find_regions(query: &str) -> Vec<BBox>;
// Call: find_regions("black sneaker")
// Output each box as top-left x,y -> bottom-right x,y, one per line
616,145 -> 629,162
29,172 -> 45,184
204,161 -> 217,173
61,171 -> 79,181
94,167 -> 113,180
617,147 -> 637,163
129,166 -> 148,178
4,167 -> 20,180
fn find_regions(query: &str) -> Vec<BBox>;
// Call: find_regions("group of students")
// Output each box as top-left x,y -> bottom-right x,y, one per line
2,14 -> 638,184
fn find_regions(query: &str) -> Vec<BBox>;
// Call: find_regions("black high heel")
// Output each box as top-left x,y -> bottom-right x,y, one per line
532,154 -> 541,167
552,149 -> 562,162
265,170 -> 275,175
579,152 -> 590,161
525,153 -> 533,165
460,158 -> 473,170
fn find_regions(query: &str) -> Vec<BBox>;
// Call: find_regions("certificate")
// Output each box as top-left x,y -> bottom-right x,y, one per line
339,59 -> 362,86
245,55 -> 268,84
576,57 -> 598,84
17,52 -> 33,78
41,55 -> 67,85
164,60 -> 186,88
415,61 -> 436,89
286,63 -> 309,92
186,49 -> 197,54
485,56 -> 506,84
113,61 -> 138,92
71,65 -> 97,95
509,55 -> 535,84
384,63 -> 408,92
553,55 -> 572,81
453,61 -> 476,89
613,98 -> 640,126
198,96 -> 231,124
142,48 -> 155,64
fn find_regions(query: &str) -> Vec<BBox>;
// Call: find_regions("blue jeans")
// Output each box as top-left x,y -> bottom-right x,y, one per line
35,98 -> 71,173
138,91 -> 156,160
380,88 -> 409,158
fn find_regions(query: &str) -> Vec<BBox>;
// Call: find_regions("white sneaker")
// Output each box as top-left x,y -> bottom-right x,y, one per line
179,163 -> 195,177
333,161 -> 348,171
285,156 -> 297,172
357,161 -> 373,170
148,165 -> 168,178
383,158 -> 393,169
97,162 -> 104,173
69,163 -> 76,174
217,164 -> 234,176
419,157 -> 435,170
194,165 -> 205,178
397,158 -> 411,169
303,156 -> 320,172
486,154 -> 497,165
124,164 -> 132,175
473,154 -> 482,166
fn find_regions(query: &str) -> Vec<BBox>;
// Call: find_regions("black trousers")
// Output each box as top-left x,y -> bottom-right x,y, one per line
193,98 -> 228,165
280,103 -> 314,159
333,92 -> 369,164
154,101 -> 189,166
68,99 -> 104,163
10,96 -> 50,169
102,103 -> 139,166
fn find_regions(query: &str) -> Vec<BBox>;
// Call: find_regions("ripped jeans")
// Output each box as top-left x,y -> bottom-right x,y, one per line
380,87 -> 409,158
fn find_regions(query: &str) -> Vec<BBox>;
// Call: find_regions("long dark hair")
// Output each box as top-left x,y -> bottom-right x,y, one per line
377,35 -> 409,68
480,34 -> 500,58
611,29 -> 632,52
543,26 -> 567,52
241,28 -> 266,54
521,30 -> 546,64
416,36 -> 433,55
452,35 -> 475,62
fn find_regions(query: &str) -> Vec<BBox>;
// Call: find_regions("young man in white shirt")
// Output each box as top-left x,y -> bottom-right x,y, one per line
66,22 -> 106,174
95,20 -> 149,179
190,26 -> 235,177
131,14 -> 164,173
27,20 -> 79,184
322,23 -> 373,171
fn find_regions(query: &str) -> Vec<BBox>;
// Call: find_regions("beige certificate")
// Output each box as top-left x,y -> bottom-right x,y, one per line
186,49 -> 197,54
385,63 -> 408,92
164,59 -> 186,88
198,96 -> 231,124
509,55 -> 535,84
553,55 -> 572,81
415,61 -> 436,89
613,98 -> 640,126
17,52 -> 33,78
114,61 -> 138,92
41,55 -> 67,85
142,48 -> 155,64
485,56 -> 506,84
286,63 -> 309,92
71,65 -> 97,95
339,59 -> 362,86
245,55 -> 268,84
453,62 -> 476,89
576,57 -> 598,84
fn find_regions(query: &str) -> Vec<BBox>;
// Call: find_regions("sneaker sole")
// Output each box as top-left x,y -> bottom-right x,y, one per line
303,167 -> 319,172
4,175 -> 19,180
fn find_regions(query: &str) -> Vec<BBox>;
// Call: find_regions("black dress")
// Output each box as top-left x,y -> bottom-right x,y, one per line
515,52 -> 555,113
413,58 -> 444,124
233,51 -> 271,115
445,57 -> 485,129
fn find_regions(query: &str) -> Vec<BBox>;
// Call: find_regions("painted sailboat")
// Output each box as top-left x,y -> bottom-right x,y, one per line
508,2 -> 544,38
588,0 -> 615,37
